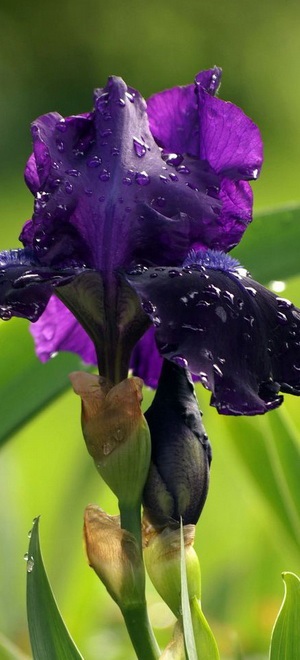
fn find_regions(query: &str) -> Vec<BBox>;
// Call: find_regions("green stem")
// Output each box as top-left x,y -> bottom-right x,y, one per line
119,502 -> 143,551
121,604 -> 160,660
119,502 -> 160,659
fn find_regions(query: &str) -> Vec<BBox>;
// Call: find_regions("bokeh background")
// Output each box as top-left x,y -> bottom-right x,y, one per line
0,1 -> 300,658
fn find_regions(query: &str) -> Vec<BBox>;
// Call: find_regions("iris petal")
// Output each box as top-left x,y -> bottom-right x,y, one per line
125,261 -> 300,415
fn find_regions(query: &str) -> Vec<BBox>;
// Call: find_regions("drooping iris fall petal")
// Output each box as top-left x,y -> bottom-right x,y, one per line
125,250 -> 300,415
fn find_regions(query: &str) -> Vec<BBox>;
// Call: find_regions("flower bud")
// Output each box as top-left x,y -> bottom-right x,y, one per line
143,521 -> 201,617
143,360 -> 211,528
70,372 -> 151,508
84,504 -> 145,607
160,620 -> 185,659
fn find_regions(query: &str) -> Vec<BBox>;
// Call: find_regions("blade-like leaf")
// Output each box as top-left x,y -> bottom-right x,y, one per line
0,318 -> 86,447
225,408 -> 300,554
180,522 -> 220,660
180,521 -> 197,660
269,572 -> 300,659
26,517 -> 83,660
233,204 -> 300,283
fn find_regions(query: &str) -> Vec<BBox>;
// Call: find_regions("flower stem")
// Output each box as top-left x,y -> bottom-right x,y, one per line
119,502 -> 160,659
119,502 -> 143,551
121,604 -> 160,660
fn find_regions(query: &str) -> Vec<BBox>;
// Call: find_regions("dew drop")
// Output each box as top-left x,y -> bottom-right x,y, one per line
277,311 -> 288,325
177,164 -> 190,174
162,152 -> 183,167
150,272 -> 158,278
245,286 -> 257,297
85,188 -> 93,196
168,269 -> 181,278
28,529 -> 32,539
169,172 -> 179,182
135,171 -> 150,186
142,300 -> 156,314
292,309 -> 300,321
276,297 -> 292,309
56,139 -> 65,152
154,196 -> 166,208
100,128 -> 112,138
65,181 -> 73,194
133,138 -> 148,158
159,175 -> 168,183
24,552 -> 29,561
27,556 -> 35,573
102,441 -> 115,456
152,316 -> 161,327
66,169 -> 80,177
87,155 -> 102,168
213,364 -> 223,378
0,307 -> 12,320
99,169 -> 110,182
125,91 -> 135,103
117,98 -> 126,107
173,355 -> 188,368
56,119 -> 67,133
122,176 -> 132,186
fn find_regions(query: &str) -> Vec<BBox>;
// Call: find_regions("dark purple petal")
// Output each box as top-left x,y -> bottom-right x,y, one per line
0,248 -> 85,322
197,86 -> 263,179
143,359 -> 211,527
126,257 -> 300,415
129,326 -> 163,387
24,153 -> 39,194
30,295 -> 97,364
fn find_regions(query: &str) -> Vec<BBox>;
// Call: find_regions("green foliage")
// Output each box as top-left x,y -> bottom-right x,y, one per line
0,318 -> 86,447
26,517 -> 83,660
233,205 -> 300,283
269,572 -> 300,660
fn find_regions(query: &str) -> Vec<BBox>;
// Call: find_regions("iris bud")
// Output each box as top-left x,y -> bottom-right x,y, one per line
84,505 -> 145,607
143,360 -> 211,528
70,372 -> 151,509
143,521 -> 201,617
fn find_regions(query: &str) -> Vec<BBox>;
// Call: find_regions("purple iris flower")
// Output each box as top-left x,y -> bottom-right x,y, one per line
2,67 -> 298,414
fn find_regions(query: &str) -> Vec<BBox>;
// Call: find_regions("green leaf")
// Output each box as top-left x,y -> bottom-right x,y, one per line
26,517 -> 83,660
225,408 -> 300,554
269,572 -> 300,659
180,522 -> 219,660
0,318 -> 86,447
180,521 -> 197,660
233,204 -> 300,283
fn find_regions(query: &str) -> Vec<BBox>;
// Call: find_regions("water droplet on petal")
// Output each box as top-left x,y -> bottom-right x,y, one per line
168,269 -> 181,278
173,355 -> 188,368
135,171 -> 150,186
87,155 -> 102,168
56,119 -> 67,133
122,176 -> 132,186
245,286 -> 257,297
65,181 -> 73,194
142,300 -> 156,314
99,169 -> 110,182
162,152 -> 183,167
0,307 -> 12,320
277,311 -> 288,324
125,91 -> 135,103
213,364 -> 223,378
66,169 -> 81,177
100,128 -> 113,138
27,556 -> 35,573
117,98 -> 126,107
24,552 -> 29,561
276,297 -> 292,309
133,138 -> 148,158
177,164 -> 190,175
28,529 -> 32,538
56,139 -> 65,152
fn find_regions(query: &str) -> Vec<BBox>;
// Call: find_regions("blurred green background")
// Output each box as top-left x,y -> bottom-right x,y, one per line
0,1 -> 300,658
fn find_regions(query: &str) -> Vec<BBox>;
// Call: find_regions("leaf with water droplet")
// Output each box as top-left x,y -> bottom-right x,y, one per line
26,517 -> 83,659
